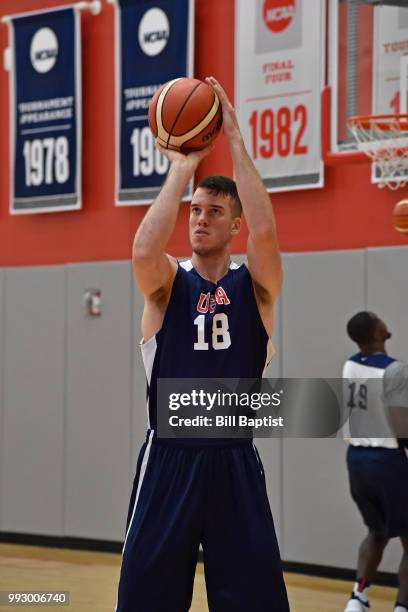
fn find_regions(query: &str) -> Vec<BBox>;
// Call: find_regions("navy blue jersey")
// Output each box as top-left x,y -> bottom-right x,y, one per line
141,260 -> 273,431
347,352 -> 395,370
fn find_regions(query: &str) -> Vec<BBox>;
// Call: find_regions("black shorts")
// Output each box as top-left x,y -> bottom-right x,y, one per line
347,445 -> 408,538
116,432 -> 289,612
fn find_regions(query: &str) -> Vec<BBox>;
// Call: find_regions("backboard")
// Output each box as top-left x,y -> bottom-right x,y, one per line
326,0 -> 408,186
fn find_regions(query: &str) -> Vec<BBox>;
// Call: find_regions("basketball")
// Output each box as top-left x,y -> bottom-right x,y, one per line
148,77 -> 223,153
392,199 -> 408,233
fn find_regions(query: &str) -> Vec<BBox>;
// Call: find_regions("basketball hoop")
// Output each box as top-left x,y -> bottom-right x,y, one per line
347,114 -> 408,190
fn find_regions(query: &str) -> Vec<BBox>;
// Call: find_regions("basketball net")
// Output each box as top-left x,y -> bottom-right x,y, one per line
348,114 -> 408,190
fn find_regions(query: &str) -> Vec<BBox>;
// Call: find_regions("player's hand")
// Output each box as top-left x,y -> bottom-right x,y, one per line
205,76 -> 243,146
156,141 -> 213,173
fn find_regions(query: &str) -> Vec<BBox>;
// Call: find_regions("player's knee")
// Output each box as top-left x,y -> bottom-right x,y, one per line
368,530 -> 389,548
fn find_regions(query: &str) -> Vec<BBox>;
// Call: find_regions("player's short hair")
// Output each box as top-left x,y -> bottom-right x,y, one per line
198,175 -> 242,218
346,311 -> 378,345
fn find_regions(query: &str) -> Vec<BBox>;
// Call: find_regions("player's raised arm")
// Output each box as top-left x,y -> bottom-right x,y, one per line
132,145 -> 211,300
206,77 -> 282,306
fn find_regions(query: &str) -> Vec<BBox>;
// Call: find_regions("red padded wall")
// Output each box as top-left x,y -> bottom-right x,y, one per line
0,0 -> 406,266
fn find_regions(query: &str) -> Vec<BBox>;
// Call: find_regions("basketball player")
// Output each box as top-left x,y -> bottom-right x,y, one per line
383,360 -> 408,612
384,360 -> 408,449
342,312 -> 408,612
115,76 -> 290,611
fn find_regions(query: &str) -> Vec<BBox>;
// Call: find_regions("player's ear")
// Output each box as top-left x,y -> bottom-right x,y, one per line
231,217 -> 241,235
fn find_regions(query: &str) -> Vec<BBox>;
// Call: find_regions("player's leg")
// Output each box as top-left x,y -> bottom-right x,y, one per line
202,443 -> 289,612
356,529 -> 389,580
394,536 -> 408,611
343,530 -> 389,612
345,446 -> 392,611
388,446 -> 408,612
116,440 -> 205,612
394,442 -> 408,612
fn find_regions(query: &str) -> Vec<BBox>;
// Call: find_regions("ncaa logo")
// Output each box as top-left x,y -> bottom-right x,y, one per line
30,28 -> 58,73
138,8 -> 170,56
263,0 -> 296,33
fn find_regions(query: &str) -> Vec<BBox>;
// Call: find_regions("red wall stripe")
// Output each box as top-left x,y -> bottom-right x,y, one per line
0,0 -> 406,267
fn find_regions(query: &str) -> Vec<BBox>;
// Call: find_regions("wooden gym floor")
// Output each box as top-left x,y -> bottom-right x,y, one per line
0,544 -> 396,611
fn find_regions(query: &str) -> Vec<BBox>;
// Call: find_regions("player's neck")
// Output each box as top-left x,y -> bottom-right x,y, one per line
359,343 -> 387,355
191,252 -> 231,284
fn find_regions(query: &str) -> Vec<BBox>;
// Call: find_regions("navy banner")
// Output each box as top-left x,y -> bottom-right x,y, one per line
9,8 -> 81,214
115,0 -> 193,205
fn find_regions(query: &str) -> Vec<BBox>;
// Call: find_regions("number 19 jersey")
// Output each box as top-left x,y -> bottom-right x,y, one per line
342,352 -> 397,448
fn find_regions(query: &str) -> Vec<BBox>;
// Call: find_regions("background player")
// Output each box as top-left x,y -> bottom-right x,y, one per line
115,77 -> 290,611
342,311 -> 407,612
382,360 -> 408,612
384,360 -> 408,451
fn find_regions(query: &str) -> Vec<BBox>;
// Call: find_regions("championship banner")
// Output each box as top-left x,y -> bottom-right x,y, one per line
235,0 -> 325,192
114,0 -> 194,206
8,8 -> 81,214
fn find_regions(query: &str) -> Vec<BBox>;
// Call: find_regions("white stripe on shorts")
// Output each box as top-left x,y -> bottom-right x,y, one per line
121,430 -> 154,555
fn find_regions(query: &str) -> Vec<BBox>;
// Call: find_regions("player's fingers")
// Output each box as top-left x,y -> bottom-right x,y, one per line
156,141 -> 179,159
206,75 -> 221,87
206,76 -> 226,99
155,141 -> 179,163
206,76 -> 235,114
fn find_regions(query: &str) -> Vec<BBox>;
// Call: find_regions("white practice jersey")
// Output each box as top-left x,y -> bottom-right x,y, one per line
342,352 -> 398,449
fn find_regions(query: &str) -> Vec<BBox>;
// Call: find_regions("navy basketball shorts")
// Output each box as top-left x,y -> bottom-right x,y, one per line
116,431 -> 289,612
347,445 -> 408,538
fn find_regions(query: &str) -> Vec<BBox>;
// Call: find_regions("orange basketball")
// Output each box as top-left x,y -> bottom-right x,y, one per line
148,77 -> 222,153
392,199 -> 408,234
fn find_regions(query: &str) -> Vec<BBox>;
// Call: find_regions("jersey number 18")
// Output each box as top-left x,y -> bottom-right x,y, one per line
193,314 -> 231,350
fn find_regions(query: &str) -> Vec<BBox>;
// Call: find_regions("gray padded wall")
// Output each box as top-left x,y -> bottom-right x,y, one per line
282,438 -> 368,567
281,250 -> 367,378
367,246 -> 408,363
0,247 -> 405,574
65,262 -> 132,541
0,270 -> 5,531
229,256 -> 283,546
281,250 -> 368,567
1,267 -> 65,535
256,296 -> 283,549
